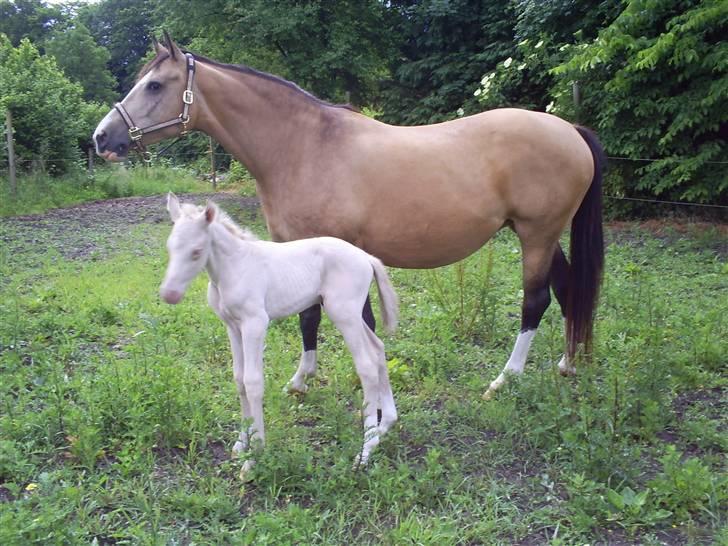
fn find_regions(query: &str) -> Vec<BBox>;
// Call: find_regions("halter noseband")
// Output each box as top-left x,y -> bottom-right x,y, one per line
114,53 -> 196,159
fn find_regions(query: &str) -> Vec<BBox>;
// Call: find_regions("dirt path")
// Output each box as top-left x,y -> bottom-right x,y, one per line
0,193 -> 260,263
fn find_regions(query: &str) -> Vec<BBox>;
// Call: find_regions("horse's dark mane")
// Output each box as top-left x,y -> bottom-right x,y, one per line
189,52 -> 358,112
136,49 -> 357,112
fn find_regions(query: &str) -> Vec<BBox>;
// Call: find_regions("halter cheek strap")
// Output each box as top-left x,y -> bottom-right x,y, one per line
114,53 -> 196,159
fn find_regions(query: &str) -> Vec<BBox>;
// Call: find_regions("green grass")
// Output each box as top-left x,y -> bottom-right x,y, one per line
0,203 -> 726,544
0,165 -> 209,217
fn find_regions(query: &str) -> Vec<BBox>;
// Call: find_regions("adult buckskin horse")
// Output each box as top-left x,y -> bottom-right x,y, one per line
93,34 -> 604,401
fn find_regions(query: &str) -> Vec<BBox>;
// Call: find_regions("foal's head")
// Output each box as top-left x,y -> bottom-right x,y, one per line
160,192 -> 217,304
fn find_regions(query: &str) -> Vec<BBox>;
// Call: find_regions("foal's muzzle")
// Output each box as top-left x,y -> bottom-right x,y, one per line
160,288 -> 183,305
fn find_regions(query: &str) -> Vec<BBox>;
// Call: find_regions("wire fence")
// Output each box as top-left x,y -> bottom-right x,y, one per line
2,146 -> 726,213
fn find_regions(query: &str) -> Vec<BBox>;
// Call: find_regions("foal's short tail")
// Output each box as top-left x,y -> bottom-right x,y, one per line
568,126 -> 606,359
369,257 -> 399,334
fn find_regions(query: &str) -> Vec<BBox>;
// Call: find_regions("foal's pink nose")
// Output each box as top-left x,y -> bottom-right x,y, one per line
161,288 -> 183,304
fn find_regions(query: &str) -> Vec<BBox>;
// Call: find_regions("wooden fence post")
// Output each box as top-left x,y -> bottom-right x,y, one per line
572,81 -> 581,122
209,136 -> 217,190
4,109 -> 17,199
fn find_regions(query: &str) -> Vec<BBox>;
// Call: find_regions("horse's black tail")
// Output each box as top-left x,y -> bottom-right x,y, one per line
567,126 -> 605,359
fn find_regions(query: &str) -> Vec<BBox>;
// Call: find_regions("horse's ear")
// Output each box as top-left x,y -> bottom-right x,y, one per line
152,35 -> 162,55
162,30 -> 182,61
167,192 -> 181,222
204,201 -> 217,224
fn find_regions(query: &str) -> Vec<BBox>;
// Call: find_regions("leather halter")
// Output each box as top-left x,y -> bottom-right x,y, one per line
114,53 -> 196,159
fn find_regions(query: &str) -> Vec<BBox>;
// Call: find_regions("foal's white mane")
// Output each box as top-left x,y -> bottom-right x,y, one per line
179,202 -> 258,241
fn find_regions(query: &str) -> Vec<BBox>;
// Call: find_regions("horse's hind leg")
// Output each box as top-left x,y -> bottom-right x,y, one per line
550,244 -> 576,376
484,241 -> 556,399
288,304 -> 322,393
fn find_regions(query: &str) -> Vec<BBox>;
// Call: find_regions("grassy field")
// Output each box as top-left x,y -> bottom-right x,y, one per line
0,165 -> 209,217
0,191 -> 725,545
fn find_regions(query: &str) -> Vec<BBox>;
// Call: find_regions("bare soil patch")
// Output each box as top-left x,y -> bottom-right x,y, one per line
0,193 -> 260,263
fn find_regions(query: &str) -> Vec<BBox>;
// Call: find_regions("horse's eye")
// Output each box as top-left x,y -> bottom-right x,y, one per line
191,249 -> 202,260
147,81 -> 162,92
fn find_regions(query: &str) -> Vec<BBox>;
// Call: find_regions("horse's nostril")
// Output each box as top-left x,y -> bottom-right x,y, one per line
95,130 -> 108,148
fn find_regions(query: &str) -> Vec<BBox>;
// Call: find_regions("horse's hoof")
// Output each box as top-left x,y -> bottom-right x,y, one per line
232,440 -> 247,454
557,357 -> 577,376
482,389 -> 495,401
239,459 -> 256,481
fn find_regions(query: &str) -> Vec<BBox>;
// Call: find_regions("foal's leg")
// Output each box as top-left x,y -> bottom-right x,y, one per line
327,303 -> 382,466
550,244 -> 576,376
363,325 -> 397,434
288,304 -> 321,393
238,313 -> 269,478
208,283 -> 254,453
484,242 -> 555,399
289,297 -> 376,394
226,324 -> 253,453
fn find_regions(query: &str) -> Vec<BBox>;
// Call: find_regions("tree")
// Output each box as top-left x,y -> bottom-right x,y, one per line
472,0 -> 621,114
0,36 -> 105,173
0,0 -> 65,46
553,0 -> 728,203
380,0 -> 516,125
158,0 -> 396,105
44,22 -> 118,105
79,0 -> 160,93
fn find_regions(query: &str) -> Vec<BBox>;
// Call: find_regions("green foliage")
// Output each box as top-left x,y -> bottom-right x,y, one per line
44,22 -> 117,105
79,0 -> 160,93
0,35 -> 99,173
381,0 -> 516,124
159,0 -> 395,105
649,446 -> 727,525
553,0 -> 728,203
0,0 -> 66,46
0,165 -> 207,216
474,37 -> 569,112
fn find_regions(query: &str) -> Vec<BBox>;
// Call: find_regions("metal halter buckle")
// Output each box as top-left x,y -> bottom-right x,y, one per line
128,127 -> 143,141
183,90 -> 194,105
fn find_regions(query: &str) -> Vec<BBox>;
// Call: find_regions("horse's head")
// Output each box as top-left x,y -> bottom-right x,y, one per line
93,33 -> 196,161
160,193 -> 217,304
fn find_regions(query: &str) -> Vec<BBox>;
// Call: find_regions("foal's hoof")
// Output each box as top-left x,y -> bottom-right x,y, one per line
285,381 -> 309,395
239,459 -> 256,482
482,388 -> 496,401
352,452 -> 369,470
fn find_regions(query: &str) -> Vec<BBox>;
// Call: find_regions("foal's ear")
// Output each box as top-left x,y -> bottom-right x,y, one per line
204,201 -> 217,224
167,192 -> 181,222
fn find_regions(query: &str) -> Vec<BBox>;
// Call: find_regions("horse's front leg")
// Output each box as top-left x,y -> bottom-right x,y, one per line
238,313 -> 269,479
287,304 -> 321,394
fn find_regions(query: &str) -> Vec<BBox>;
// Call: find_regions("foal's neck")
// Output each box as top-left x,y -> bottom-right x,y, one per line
205,222 -> 251,286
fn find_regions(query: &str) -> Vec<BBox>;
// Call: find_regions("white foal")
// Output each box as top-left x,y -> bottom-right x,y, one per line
159,193 -> 399,476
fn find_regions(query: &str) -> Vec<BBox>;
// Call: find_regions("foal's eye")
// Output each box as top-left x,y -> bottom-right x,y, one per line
147,81 -> 162,92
